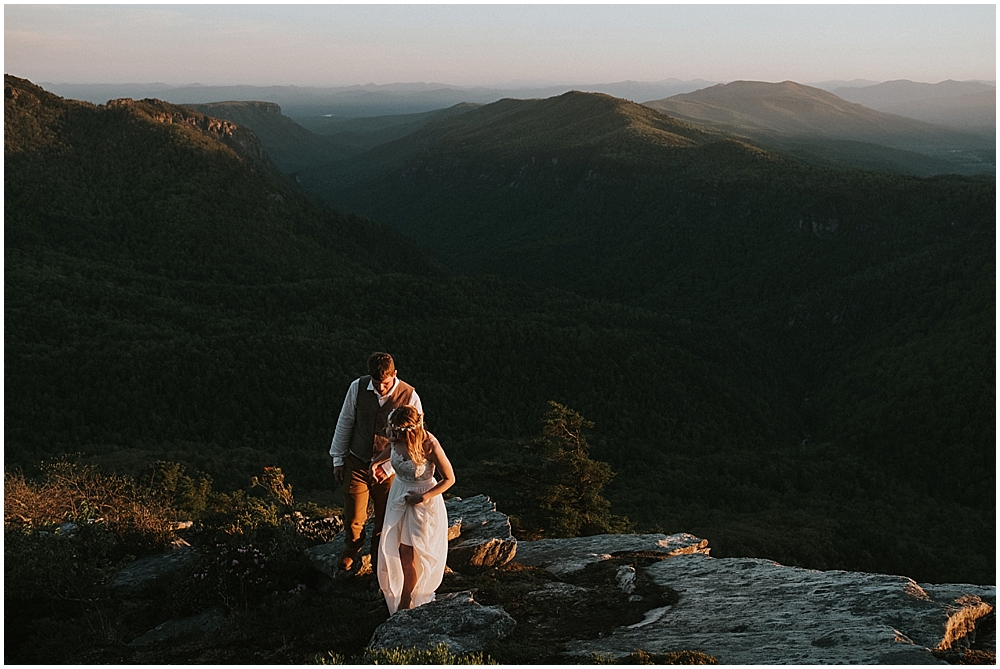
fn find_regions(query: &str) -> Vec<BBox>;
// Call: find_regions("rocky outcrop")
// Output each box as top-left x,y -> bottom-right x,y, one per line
104,97 -> 273,172
107,502 -> 993,664
559,552 -> 995,664
369,590 -> 516,654
111,546 -> 198,592
127,605 -> 226,647
444,495 -> 516,572
514,531 -> 709,576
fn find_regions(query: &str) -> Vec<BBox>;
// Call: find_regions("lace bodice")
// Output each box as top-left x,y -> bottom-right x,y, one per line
390,445 -> 435,482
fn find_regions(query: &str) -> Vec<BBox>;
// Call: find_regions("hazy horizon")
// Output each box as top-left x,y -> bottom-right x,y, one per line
5,5 -> 996,89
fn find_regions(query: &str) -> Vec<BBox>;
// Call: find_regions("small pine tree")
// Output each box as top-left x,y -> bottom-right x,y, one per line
516,402 -> 630,538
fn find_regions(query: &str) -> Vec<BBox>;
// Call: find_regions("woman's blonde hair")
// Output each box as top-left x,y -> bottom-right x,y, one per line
387,405 -> 428,466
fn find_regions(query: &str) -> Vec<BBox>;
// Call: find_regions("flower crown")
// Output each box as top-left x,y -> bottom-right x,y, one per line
388,408 -> 423,432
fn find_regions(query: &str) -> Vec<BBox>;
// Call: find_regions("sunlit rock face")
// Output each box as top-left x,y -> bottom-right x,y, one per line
514,532 -> 710,576
444,495 -> 517,572
559,552 -> 995,664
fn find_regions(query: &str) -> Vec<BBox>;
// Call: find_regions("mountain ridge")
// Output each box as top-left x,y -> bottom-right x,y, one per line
645,80 -> 987,148
181,99 -> 359,171
642,79 -> 993,174
3,74 -> 440,279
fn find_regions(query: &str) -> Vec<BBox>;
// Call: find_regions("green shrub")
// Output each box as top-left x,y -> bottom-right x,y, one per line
186,522 -> 317,611
591,649 -> 718,664
142,460 -> 214,519
315,643 -> 495,665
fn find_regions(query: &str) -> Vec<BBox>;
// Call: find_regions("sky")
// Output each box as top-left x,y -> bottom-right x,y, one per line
3,3 -> 996,88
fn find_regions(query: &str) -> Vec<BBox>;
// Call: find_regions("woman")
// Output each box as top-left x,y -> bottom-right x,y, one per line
370,405 -> 455,614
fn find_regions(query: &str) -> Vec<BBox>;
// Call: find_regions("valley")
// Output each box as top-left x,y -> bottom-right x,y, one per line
4,73 -> 995,590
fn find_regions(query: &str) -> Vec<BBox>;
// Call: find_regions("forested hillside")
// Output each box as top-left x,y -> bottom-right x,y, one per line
4,77 -> 994,585
305,91 -> 995,582
182,100 -> 357,173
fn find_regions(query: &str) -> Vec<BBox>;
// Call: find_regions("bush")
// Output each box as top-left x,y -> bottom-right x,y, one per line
192,522 -> 315,611
142,460 -> 214,519
315,643 -> 495,665
591,649 -> 718,664
4,461 -> 175,555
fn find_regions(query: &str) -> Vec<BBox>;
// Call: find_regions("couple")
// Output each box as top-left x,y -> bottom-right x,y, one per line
329,352 -> 455,615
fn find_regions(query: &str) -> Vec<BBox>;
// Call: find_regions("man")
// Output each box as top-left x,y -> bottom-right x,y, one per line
330,352 -> 422,572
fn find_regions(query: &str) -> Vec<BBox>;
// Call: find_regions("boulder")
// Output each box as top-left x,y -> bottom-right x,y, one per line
444,495 -> 516,572
368,590 -> 516,654
562,552 -> 996,664
514,532 -> 709,576
127,605 -> 227,647
111,546 -> 199,592
304,531 -> 373,578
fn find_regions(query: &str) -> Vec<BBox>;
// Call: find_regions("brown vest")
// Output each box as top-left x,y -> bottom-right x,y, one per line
348,375 -> 417,462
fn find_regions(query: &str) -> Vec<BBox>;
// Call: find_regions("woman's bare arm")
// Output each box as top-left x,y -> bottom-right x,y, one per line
404,437 -> 455,504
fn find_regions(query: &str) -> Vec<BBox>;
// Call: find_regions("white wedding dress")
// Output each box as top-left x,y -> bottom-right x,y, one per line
376,440 -> 449,614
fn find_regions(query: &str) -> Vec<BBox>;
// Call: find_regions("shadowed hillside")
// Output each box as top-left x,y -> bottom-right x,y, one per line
297,102 -> 482,151
182,100 -> 358,172
301,90 -> 994,583
5,76 -> 807,577
4,75 -> 435,280
5,78 -> 995,588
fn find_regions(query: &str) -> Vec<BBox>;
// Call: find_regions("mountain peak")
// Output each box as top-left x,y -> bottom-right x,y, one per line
431,90 -> 727,156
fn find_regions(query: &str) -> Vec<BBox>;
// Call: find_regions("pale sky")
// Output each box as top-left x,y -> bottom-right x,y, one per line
3,4 -> 996,87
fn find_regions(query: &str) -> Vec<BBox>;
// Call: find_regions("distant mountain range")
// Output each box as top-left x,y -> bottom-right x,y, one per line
304,88 -> 992,304
643,81 -> 992,175
832,80 -> 995,133
39,78 -> 717,120
39,77 -> 993,134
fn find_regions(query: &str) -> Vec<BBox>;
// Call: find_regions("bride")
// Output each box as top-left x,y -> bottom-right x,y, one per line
370,405 -> 455,614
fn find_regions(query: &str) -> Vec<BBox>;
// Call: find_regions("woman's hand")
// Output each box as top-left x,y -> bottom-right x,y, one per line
403,491 -> 425,505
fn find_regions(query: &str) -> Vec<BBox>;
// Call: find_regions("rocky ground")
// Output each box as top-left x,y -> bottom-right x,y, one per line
91,495 -> 994,664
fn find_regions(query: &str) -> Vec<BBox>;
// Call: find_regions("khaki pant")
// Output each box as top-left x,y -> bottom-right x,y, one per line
340,453 -> 393,569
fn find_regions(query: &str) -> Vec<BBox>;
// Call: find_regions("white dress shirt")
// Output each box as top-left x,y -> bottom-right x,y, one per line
329,376 -> 423,466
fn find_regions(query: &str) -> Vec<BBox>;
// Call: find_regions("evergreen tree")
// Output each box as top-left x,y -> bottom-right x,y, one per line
516,402 -> 630,538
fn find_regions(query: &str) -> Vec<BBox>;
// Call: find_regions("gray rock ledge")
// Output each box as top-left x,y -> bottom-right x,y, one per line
562,552 -> 995,664
514,532 -> 709,576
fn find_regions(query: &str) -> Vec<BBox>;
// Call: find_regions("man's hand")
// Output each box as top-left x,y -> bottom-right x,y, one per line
332,465 -> 345,484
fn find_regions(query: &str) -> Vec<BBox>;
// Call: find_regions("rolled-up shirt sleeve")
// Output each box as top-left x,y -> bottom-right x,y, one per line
329,378 -> 360,466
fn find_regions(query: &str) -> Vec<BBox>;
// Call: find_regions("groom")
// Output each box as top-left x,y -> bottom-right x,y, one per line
329,352 -> 422,572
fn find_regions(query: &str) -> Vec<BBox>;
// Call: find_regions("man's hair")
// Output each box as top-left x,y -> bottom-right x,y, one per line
367,352 -> 395,380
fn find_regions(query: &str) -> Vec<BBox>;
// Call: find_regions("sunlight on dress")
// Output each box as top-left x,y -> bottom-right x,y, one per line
377,442 -> 449,614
